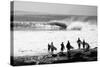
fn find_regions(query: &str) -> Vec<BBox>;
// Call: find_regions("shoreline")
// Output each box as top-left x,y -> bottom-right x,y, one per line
11,48 -> 97,66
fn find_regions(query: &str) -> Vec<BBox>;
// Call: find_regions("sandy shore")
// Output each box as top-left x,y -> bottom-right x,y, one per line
11,48 -> 97,66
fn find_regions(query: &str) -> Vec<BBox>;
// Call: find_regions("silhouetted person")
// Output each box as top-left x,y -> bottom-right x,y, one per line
83,40 -> 86,49
50,42 -> 57,54
66,41 -> 71,51
60,42 -> 65,52
66,41 -> 73,59
77,37 -> 82,49
48,43 -> 51,52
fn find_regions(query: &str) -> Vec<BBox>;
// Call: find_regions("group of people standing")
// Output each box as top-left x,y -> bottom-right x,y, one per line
48,37 -> 90,54
77,38 -> 90,51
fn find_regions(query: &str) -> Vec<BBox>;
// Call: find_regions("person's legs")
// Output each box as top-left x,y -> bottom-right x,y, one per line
83,44 -> 85,49
48,47 -> 50,52
61,47 -> 62,52
78,43 -> 80,49
67,49 -> 70,59
61,47 -> 64,52
51,50 -> 53,54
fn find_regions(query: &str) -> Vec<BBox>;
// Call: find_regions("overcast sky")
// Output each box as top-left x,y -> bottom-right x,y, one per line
13,1 -> 97,16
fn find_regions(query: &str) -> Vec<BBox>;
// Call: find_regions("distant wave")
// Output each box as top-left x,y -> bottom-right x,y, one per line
67,21 -> 97,31
11,21 -> 97,31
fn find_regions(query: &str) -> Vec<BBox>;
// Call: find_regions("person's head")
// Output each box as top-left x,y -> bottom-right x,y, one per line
51,42 -> 53,45
78,37 -> 80,40
68,40 -> 70,43
83,39 -> 85,42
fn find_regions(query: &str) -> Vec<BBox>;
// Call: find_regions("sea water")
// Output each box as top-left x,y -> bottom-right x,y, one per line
13,30 -> 97,56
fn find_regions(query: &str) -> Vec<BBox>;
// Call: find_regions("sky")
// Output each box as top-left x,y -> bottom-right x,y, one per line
13,1 -> 97,16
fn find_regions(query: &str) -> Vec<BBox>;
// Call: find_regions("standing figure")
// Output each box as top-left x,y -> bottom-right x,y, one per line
77,37 -> 82,49
60,42 -> 65,52
66,41 -> 71,51
50,42 -> 57,54
83,40 -> 86,49
66,41 -> 73,59
48,43 -> 51,52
